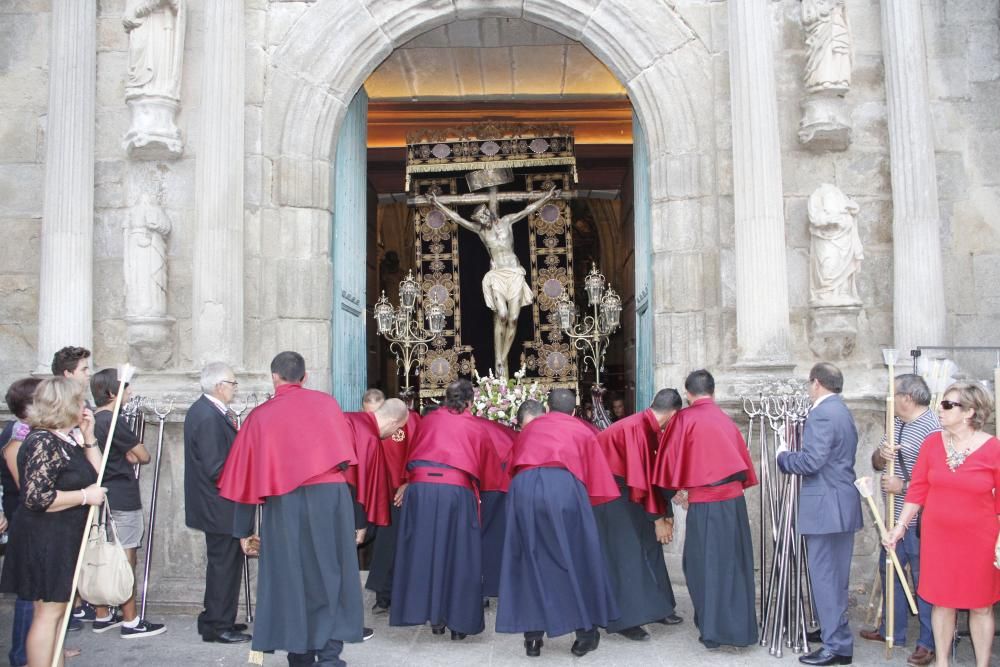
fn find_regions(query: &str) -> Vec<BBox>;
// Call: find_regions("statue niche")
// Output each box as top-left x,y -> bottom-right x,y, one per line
799,0 -> 853,150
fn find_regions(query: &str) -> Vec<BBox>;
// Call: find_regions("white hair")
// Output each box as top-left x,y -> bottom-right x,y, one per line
200,362 -> 234,393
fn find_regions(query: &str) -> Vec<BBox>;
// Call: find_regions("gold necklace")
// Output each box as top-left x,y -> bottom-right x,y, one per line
945,431 -> 974,472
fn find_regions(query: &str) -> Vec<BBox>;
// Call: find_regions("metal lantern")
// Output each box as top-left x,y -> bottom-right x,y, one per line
584,264 -> 605,307
602,289 -> 622,330
426,300 -> 446,335
556,292 -> 574,331
374,292 -> 394,334
399,270 -> 419,311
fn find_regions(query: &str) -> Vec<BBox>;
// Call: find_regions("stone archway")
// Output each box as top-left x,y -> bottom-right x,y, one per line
256,0 -> 716,390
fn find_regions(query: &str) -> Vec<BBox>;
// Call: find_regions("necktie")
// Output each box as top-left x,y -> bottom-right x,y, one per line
225,408 -> 239,429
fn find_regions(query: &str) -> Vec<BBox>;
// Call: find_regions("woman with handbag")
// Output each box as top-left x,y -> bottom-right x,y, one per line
884,380 -> 1000,667
0,377 -> 107,667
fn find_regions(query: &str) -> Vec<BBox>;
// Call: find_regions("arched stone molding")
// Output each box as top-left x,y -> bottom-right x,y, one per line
259,0 -> 716,389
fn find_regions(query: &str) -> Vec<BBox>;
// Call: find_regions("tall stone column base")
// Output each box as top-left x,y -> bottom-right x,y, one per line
126,316 -> 175,370
799,92 -> 851,150
808,305 -> 861,360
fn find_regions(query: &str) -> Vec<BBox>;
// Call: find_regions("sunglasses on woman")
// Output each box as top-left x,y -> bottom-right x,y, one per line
940,400 -> 963,410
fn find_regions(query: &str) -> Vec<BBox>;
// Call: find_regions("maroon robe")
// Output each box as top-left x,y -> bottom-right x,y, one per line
652,397 -> 757,502
511,412 -> 619,505
405,409 -> 508,492
344,411 -> 392,527
218,383 -> 387,524
478,418 -> 516,472
381,411 -> 420,490
597,408 -> 665,515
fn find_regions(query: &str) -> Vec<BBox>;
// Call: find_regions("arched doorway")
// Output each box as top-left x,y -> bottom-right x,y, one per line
259,1 -> 715,406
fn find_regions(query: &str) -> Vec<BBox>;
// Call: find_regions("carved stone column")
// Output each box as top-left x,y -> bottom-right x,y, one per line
192,0 -> 244,367
36,0 -> 97,371
881,0 -> 947,354
728,0 -> 791,365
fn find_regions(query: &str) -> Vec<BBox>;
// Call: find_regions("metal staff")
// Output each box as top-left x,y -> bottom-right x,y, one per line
52,364 -> 137,667
881,349 -> 898,658
233,393 -> 257,623
138,398 -> 173,621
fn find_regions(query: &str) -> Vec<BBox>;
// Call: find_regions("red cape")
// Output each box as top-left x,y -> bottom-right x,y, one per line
478,418 -> 516,474
511,412 -> 619,505
597,409 -> 665,514
344,411 -> 391,527
652,398 -> 758,490
218,383 -> 358,504
381,410 -> 421,489
405,409 -> 508,492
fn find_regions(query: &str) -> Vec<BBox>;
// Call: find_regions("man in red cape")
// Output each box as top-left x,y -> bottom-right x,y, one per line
218,352 -> 401,666
389,379 -> 507,640
496,389 -> 619,659
652,369 -> 759,650
593,388 -> 685,642
358,388 -> 421,614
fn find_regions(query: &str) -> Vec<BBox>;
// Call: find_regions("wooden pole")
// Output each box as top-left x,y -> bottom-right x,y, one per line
51,365 -> 135,667
884,361 -> 896,658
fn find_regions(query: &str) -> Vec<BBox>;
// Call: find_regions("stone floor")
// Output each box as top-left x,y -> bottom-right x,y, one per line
0,585 -> 995,666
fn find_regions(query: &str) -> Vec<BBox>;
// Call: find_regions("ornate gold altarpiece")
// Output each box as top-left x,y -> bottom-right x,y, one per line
404,123 -> 580,398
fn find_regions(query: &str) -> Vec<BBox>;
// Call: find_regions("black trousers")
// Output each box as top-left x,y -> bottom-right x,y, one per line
198,531 -> 243,638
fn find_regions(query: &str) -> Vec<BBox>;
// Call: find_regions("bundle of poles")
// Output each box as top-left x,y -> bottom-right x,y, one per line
743,381 -> 817,658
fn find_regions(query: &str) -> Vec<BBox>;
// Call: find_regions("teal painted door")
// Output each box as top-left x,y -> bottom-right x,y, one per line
633,112 -> 654,408
331,89 -> 368,410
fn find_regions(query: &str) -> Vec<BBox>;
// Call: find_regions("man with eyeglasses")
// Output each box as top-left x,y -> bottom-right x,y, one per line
860,374 -> 939,666
183,362 -> 252,645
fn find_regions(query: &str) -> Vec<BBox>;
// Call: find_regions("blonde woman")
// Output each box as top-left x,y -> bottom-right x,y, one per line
884,381 -> 1000,667
0,378 -> 107,667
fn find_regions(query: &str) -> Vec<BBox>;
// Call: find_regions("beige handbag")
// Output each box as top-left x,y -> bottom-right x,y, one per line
78,505 -> 135,606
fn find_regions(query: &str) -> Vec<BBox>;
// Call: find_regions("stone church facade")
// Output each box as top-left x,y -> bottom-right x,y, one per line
1,0 -> 998,607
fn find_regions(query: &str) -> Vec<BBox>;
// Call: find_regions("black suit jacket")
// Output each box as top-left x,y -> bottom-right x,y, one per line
184,395 -> 238,534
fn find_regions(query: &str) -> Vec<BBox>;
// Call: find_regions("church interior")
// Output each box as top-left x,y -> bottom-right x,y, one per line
360,19 -> 641,411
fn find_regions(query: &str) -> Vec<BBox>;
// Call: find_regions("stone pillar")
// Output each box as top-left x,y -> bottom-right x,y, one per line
192,0 -> 245,367
36,0 -> 98,372
880,1 -> 947,354
728,0 -> 791,364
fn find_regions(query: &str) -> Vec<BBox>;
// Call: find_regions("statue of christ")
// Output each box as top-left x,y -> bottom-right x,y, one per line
427,185 -> 560,378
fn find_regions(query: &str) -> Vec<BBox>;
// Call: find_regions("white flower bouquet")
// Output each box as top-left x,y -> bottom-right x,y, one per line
469,366 -> 548,428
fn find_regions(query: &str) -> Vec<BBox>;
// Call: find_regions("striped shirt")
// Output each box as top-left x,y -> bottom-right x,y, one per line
880,409 -> 940,525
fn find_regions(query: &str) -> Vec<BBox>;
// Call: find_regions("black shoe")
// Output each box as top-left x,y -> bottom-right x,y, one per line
121,619 -> 167,639
68,617 -> 82,632
525,639 -> 543,657
231,623 -> 249,632
657,614 -> 683,626
450,630 -> 467,641
92,610 -> 125,634
203,630 -> 252,644
570,633 -> 600,657
362,627 -> 374,641
618,626 -> 650,641
372,602 -> 389,615
806,628 -> 822,643
431,624 -> 446,635
798,647 -> 852,665
482,598 -> 490,609
72,602 -> 98,623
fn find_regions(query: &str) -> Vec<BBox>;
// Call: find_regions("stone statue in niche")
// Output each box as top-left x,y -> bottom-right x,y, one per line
124,194 -> 175,368
122,0 -> 186,158
799,0 -> 853,150
426,175 -> 560,378
807,184 -> 863,360
808,184 -> 863,307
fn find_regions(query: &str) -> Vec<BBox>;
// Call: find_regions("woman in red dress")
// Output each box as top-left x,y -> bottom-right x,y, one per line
885,381 -> 1000,667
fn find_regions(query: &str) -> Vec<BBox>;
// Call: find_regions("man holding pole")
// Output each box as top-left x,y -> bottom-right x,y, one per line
776,362 -> 863,666
183,362 -> 252,644
861,374 -> 938,666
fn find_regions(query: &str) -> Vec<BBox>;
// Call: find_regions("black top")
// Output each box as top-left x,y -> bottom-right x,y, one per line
0,420 -> 18,518
94,410 -> 142,511
0,430 -> 98,602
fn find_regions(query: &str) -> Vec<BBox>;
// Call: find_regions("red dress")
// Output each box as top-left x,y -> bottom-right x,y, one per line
905,433 -> 1000,608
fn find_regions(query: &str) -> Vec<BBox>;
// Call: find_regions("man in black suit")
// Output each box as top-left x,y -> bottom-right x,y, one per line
184,362 -> 252,644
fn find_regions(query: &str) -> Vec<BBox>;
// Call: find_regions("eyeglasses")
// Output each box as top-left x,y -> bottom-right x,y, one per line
221,380 -> 239,387
940,400 -> 963,410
